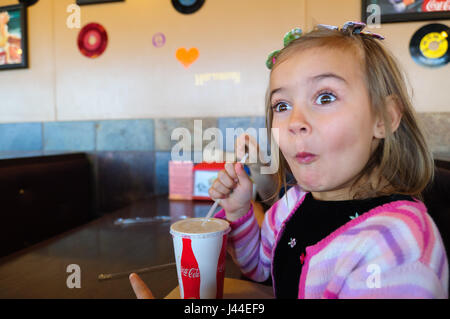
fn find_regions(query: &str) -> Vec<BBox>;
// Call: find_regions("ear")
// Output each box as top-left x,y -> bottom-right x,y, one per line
373,95 -> 403,139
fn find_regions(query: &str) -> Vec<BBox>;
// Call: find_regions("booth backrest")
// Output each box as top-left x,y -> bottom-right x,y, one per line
0,153 -> 95,258
422,164 -> 450,295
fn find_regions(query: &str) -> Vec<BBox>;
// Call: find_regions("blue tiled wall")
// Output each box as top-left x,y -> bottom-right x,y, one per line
97,120 -> 154,151
44,121 -> 96,151
0,117 -> 265,213
0,123 -> 43,151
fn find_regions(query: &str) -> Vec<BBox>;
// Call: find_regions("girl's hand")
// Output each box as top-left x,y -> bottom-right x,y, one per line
235,133 -> 279,206
129,273 -> 154,299
235,133 -> 268,169
208,162 -> 253,222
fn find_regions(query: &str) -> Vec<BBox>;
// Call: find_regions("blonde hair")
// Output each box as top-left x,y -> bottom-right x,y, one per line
266,27 -> 434,201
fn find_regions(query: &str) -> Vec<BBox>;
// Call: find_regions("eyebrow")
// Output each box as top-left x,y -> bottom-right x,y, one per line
309,73 -> 348,85
269,72 -> 348,101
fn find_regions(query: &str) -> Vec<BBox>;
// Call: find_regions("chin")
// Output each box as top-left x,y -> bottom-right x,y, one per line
297,180 -> 324,192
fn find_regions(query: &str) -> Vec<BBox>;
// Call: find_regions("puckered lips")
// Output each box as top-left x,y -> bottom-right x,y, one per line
295,152 -> 318,164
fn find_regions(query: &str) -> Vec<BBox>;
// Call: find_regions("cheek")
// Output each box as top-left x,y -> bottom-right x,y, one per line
321,117 -> 373,164
327,125 -> 357,152
295,121 -> 373,190
271,118 -> 288,149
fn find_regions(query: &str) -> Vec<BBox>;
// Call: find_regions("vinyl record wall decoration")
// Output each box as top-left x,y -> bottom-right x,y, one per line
409,23 -> 449,68
171,0 -> 205,14
78,23 -> 108,58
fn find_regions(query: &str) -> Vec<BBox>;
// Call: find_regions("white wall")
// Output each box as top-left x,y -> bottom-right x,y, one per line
0,0 -> 448,124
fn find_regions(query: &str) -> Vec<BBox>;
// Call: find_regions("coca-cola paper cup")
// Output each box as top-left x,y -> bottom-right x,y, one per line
170,218 -> 231,299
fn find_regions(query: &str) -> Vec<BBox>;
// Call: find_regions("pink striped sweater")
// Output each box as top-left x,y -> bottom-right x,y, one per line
215,185 -> 449,298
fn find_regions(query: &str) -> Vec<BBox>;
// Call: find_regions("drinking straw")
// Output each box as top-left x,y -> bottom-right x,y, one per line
202,153 -> 249,225
98,262 -> 176,281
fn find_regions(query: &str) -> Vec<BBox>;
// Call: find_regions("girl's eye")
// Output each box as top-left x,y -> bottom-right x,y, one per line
315,92 -> 337,105
272,102 -> 292,113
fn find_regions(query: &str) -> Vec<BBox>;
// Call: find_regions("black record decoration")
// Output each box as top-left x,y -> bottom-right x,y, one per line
18,0 -> 39,6
409,23 -> 449,68
171,0 -> 205,14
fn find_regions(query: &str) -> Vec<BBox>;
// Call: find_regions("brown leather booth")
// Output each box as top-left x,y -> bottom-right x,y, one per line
0,153 -> 95,258
422,163 -> 450,296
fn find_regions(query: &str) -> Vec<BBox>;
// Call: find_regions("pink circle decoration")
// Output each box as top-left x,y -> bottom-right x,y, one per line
152,32 -> 166,48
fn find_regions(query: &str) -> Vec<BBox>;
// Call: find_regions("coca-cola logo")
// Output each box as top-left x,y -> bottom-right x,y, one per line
424,0 -> 450,12
181,266 -> 200,278
217,263 -> 225,274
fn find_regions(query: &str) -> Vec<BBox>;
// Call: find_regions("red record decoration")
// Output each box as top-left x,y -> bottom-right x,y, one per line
77,23 -> 108,58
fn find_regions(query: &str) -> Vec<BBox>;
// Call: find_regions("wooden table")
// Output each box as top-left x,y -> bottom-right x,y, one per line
165,278 -> 273,299
0,196 -> 250,299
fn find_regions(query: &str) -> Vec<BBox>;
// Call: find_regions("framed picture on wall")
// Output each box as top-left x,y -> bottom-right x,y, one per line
0,4 -> 28,71
362,0 -> 450,23
76,0 -> 125,5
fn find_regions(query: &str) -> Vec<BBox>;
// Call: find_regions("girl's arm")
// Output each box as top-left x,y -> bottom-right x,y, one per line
326,207 -> 448,299
215,201 -> 280,283
338,260 -> 447,299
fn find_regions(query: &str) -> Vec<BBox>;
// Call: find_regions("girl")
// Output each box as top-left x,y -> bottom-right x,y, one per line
129,21 -> 448,299
208,22 -> 448,299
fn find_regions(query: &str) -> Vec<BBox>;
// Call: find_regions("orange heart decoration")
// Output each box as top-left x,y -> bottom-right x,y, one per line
176,47 -> 199,68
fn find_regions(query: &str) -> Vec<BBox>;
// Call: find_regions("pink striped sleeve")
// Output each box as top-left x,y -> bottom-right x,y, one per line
338,261 -> 447,299
214,203 -> 277,283
333,205 -> 448,299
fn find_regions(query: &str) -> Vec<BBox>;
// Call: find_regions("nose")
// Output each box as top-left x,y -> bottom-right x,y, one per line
288,106 -> 311,135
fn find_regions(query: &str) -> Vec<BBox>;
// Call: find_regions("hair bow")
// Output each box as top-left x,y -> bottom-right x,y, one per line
266,27 -> 303,69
